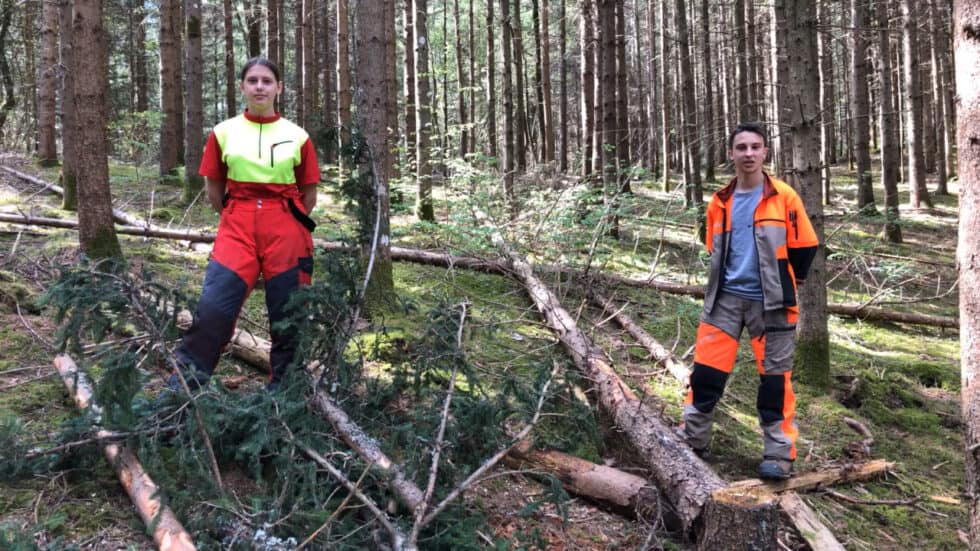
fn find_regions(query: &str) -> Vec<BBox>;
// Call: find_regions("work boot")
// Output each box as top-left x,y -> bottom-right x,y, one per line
758,458 -> 793,480
674,425 -> 710,459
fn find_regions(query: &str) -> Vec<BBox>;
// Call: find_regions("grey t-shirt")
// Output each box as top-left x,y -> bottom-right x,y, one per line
721,185 -> 764,301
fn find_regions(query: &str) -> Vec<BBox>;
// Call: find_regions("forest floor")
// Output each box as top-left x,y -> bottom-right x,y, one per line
0,149 -> 965,550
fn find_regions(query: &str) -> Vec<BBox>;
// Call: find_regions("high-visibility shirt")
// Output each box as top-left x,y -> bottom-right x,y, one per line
199,110 -> 319,199
703,173 -> 820,313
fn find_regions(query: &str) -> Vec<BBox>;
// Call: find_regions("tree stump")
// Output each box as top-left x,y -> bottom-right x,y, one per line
698,485 -> 779,551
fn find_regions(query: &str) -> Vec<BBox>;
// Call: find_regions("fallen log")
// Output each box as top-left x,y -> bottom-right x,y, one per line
727,459 -> 894,494
502,445 -> 665,522
587,289 -> 691,384
0,212 -> 215,243
53,354 -> 196,551
778,492 -> 847,551
475,210 -> 777,546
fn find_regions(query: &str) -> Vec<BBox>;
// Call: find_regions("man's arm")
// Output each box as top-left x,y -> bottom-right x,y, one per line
298,183 -> 317,213
786,194 -> 819,281
206,177 -> 226,213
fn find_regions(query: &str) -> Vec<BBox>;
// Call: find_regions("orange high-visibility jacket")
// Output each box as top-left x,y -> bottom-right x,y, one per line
703,173 -> 820,314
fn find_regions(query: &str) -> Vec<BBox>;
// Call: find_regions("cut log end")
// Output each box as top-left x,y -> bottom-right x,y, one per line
697,486 -> 780,551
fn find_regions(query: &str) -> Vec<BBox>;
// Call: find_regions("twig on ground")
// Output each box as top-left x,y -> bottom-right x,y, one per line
25,425 -> 180,459
15,302 -> 55,351
295,460 -> 374,551
823,489 -> 918,507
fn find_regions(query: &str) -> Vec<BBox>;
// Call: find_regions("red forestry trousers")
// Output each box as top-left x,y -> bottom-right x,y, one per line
682,292 -> 799,461
175,195 -> 314,389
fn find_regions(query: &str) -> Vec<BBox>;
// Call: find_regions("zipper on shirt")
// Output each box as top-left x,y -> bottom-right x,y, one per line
270,140 -> 294,167
257,123 -> 263,159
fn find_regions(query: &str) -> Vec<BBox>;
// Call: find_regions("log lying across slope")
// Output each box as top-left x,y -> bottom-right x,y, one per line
476,211 -> 778,546
53,354 -> 196,551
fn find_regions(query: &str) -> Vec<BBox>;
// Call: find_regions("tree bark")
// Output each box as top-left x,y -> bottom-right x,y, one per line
134,3 -> 148,112
222,0 -> 235,116
159,0 -> 180,177
698,486 -> 778,550
500,0 -> 515,209
902,0 -> 933,209
540,0 -> 554,163
700,0 -> 714,182
454,0 -> 467,157
734,0 -> 749,122
357,0 -> 396,312
614,0 -> 630,192
675,0 -> 701,209
558,0 -> 568,172
58,0 -> 77,211
954,2 -> 980,546
53,355 -> 196,551
580,0 -> 595,179
183,0 -> 204,204
778,493 -> 847,551
303,0 -> 317,128
38,0 -> 58,165
876,0 -> 902,243
658,0 -> 670,190
782,0 -> 829,390
294,0 -> 305,124
929,0 -> 948,195
73,0 -> 121,259
414,0 -> 435,221
850,0 -> 875,212
268,0 -> 279,66
337,0 -> 352,166
511,0 -> 528,171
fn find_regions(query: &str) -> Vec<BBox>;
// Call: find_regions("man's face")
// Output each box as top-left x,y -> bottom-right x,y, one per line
728,131 -> 768,175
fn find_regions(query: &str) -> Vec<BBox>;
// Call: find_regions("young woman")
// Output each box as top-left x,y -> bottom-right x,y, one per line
172,57 -> 320,391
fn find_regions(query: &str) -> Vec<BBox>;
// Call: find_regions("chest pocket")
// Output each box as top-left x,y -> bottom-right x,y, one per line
270,140 -> 296,168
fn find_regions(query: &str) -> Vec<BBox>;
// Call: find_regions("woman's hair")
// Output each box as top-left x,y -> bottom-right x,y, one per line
239,57 -> 282,82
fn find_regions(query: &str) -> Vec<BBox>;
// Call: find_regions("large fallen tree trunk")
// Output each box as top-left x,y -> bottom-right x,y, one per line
503,444 -> 665,522
475,211 -> 778,547
0,212 -> 215,243
53,354 -> 196,551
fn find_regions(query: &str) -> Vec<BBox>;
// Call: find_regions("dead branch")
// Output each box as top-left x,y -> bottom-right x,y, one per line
778,492 -> 846,551
587,289 -> 691,384
823,489 -> 919,507
53,354 -> 196,551
0,212 -> 215,243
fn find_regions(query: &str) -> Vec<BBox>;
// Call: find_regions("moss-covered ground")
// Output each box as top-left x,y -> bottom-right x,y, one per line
0,152 -> 965,549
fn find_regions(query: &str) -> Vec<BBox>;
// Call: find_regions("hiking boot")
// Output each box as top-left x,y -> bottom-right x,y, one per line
674,425 -> 710,459
758,458 -> 794,480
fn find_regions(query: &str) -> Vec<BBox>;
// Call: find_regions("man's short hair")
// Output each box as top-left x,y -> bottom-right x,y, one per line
728,122 -> 768,149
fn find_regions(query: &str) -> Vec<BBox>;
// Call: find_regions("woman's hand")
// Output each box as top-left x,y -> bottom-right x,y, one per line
206,178 -> 227,213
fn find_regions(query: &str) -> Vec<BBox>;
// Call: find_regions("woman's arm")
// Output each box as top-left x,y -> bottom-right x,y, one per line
298,184 -> 317,213
206,177 -> 226,212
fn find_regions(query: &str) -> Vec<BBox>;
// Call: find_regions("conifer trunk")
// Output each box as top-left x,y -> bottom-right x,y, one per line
159,0 -> 180,177
485,0 -> 496,158
850,0 -> 874,212
414,0 -> 435,221
954,2 -> 980,545
183,0 -> 203,204
877,0 -> 902,243
38,0 -> 58,165
268,0 -> 279,66
58,0 -> 77,211
902,0 -> 933,209
580,0 -> 595,178
500,0 -> 515,208
223,0 -> 235,115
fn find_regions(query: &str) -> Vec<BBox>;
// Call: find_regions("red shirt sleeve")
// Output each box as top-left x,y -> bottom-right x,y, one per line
294,138 -> 320,186
199,131 -> 226,180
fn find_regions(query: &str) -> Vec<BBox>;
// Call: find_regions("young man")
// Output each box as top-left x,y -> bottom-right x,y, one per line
678,122 -> 819,479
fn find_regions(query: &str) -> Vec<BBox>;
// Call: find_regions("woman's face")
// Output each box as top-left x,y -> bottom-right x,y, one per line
240,64 -> 282,115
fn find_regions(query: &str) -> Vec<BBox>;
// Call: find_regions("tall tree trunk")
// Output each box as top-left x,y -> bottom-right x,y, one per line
38,0 -> 58,165
953,5 -> 980,547
244,0 -> 261,56
614,0 -> 630,193
415,0 -> 435,221
531,0 -> 545,163
174,0 -> 184,165
485,0 -> 497,158
744,0 -> 757,121
73,0 -> 121,260
675,0 -> 701,209
134,5 -> 148,112
734,0 -> 749,122
404,0 -> 417,169
356,0 -> 396,311
645,0 -> 659,174
183,0 -> 203,204
558,0 -> 568,172
322,0 -> 336,163
659,0 -> 670,190
58,0 -> 77,211
701,0 -> 714,182
581,0 -> 595,178
930,0 -> 948,194
159,0 -> 180,176
597,0 -> 616,193
338,0 -> 352,167
902,0 -> 932,209
295,0 -> 305,124
540,0 -> 553,163
21,1 -> 36,154
783,0 -> 828,391
454,0 -> 467,157
385,0 -> 399,182
223,0 -> 236,116
500,0 -> 515,208
850,0 -> 875,212
303,0 -> 316,129
467,0 -> 476,155
940,0 -> 956,183
877,0 -> 902,244
512,0 -> 528,171
816,0 -> 833,201
268,0 -> 280,65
